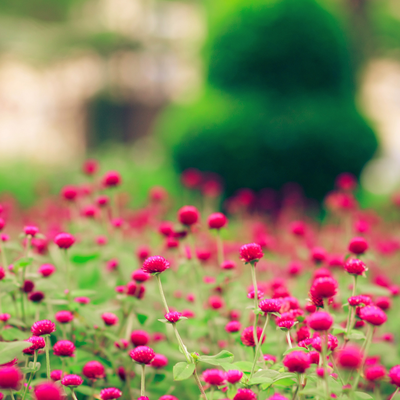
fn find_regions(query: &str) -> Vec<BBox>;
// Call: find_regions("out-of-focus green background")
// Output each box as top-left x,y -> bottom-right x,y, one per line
0,0 -> 399,207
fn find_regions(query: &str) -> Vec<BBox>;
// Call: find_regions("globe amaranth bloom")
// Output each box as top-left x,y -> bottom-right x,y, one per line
142,256 -> 170,274
53,340 -> 75,357
82,361 -> 105,379
202,369 -> 226,386
283,351 -> 311,373
54,233 -> 75,249
38,264 -> 56,277
233,388 -> 257,400
226,370 -> 243,384
310,277 -> 338,299
130,330 -> 150,346
23,336 -> 46,355
259,299 -> 282,314
389,365 -> 400,387
241,326 -> 265,347
165,312 -> 182,323
348,295 -> 371,307
344,259 -> 367,276
159,396 -> 179,400
225,321 -> 241,333
208,213 -> 228,229
365,365 -> 386,382
34,382 -> 63,400
358,305 -> 387,326
348,237 -> 368,255
102,171 -> 121,187
100,388 -> 123,400
150,354 -> 168,369
239,243 -> 263,264
129,346 -> 155,364
55,311 -> 74,324
0,366 -> 22,390
178,206 -> 200,226
50,370 -> 63,381
336,346 -> 363,369
101,313 -> 119,326
31,320 -> 56,336
61,374 -> 83,387
308,311 -> 333,331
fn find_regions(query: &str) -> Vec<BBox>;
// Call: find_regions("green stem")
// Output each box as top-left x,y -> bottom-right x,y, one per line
250,313 -> 269,379
0,240 -> 8,269
45,336 -> 51,379
9,391 -> 15,400
210,386 -> 215,400
124,310 -> 135,341
392,388 -> 399,400
250,264 -> 259,348
321,330 -> 330,398
22,351 -> 37,400
216,230 -> 224,266
140,364 -> 146,396
353,324 -> 373,391
287,331 -> 293,349
156,274 -> 170,314
70,388 -> 79,400
193,366 -> 209,400
172,324 -> 192,363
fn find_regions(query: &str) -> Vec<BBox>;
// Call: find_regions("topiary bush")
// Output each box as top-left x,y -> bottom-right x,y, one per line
158,0 -> 378,201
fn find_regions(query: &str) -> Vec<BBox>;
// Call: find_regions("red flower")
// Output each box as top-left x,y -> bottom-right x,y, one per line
23,336 -> 46,355
241,326 -> 265,347
239,243 -> 263,264
290,221 -> 306,236
225,321 -> 241,333
130,330 -> 150,346
0,314 -> 10,322
34,382 -> 63,400
29,291 -> 45,303
0,366 -> 22,390
283,351 -> 310,373
100,388 -> 123,400
389,365 -> 400,387
61,185 -> 78,201
202,369 -> 226,386
83,159 -> 98,175
102,313 -> 119,326
159,396 -> 179,400
61,374 -> 83,387
348,237 -> 368,255
165,312 -> 182,323
226,370 -> 243,384
129,346 -> 155,364
178,206 -> 200,226
221,260 -> 236,270
358,305 -> 387,326
38,264 -> 56,277
311,247 -> 327,264
259,299 -> 282,314
53,340 -> 75,357
150,354 -> 168,369
24,226 -> 39,237
336,346 -> 363,369
375,297 -> 391,310
233,388 -> 257,400
365,365 -> 386,382
142,256 -> 170,274
348,295 -> 371,307
132,269 -> 150,283
55,311 -> 74,324
50,370 -> 63,381
208,213 -> 228,229
82,361 -> 105,379
310,277 -> 338,299
308,311 -> 333,331
208,296 -> 224,310
31,320 -> 56,336
344,259 -> 367,276
54,233 -> 75,249
102,171 -> 121,187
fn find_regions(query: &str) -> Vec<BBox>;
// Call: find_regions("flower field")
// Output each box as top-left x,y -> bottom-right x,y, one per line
0,163 -> 399,400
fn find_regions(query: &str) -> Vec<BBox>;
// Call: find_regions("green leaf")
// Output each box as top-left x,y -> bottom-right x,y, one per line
354,392 -> 373,399
233,361 -> 254,372
357,284 -> 390,296
253,369 -> 280,380
248,376 -> 273,385
173,362 -> 195,381
198,351 -> 234,366
158,319 -> 168,324
71,253 -> 99,264
1,328 -> 28,341
283,346 -> 308,355
332,327 -> 347,335
0,341 -> 32,364
13,257 -> 33,272
347,330 -> 365,341
300,388 -> 329,399
75,385 -> 95,395
274,377 -> 297,386
137,313 -> 148,325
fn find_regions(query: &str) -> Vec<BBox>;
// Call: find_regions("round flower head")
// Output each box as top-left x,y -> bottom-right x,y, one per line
150,354 -> 168,369
138,397 -> 149,400
226,370 -> 243,384
29,291 -> 45,303
225,321 -> 241,333
221,260 -> 236,270
259,299 -> 282,314
130,330 -> 150,346
311,247 -> 327,264
142,256 -> 170,274
34,382 -> 62,400
102,171 -> 121,187
159,396 -> 179,400
209,295 -> 224,310
344,259 -> 367,276
310,277 -> 338,299
100,388 -> 123,400
61,185 -> 78,201
101,313 -> 118,326
31,320 -> 56,336
61,374 -> 83,387
336,346 -> 363,369
55,311 -> 74,324
23,336 -> 46,355
358,305 -> 387,326
24,226 -> 39,237
165,312 -> 182,323
375,296 -> 391,310
132,269 -> 150,283
178,205 -> 200,226
202,369 -> 226,386
268,395 -> 289,400
308,311 -> 333,331
0,366 -> 22,390
365,365 -> 386,382
208,213 -> 228,229
114,339 -> 129,350
348,295 -> 371,307
239,243 -> 263,264
0,314 -> 10,323
283,351 -> 311,373
54,233 -> 75,249
0,267 -> 4,280
38,264 -> 56,277
129,346 -> 155,364
50,370 -> 63,381
83,159 -> 98,175
53,340 -> 75,357
389,365 -> 400,387
241,326 -> 265,347
22,280 -> 34,293
264,354 -> 277,363
82,361 -> 105,379
74,296 -> 90,305
348,237 -> 368,255
290,220 -> 306,236
233,388 -> 257,400
311,334 -> 338,353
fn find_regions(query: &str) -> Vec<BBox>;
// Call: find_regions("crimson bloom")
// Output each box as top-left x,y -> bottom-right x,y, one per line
202,369 -> 226,386
239,243 -> 263,264
241,326 -> 265,347
53,340 -> 75,357
178,206 -> 200,226
54,233 -> 75,249
308,311 -> 333,331
283,351 -> 310,373
0,366 -> 22,390
61,374 -> 83,387
31,320 -> 56,336
233,388 -> 257,400
82,361 -> 105,379
142,256 -> 170,274
34,382 -> 63,400
129,346 -> 155,364
208,213 -> 227,229
358,305 -> 387,326
344,259 -> 367,276
348,237 -> 368,255
100,388 -> 123,400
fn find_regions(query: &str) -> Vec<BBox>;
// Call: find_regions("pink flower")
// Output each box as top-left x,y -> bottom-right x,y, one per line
100,388 -> 123,400
61,374 -> 83,387
344,259 -> 367,276
165,312 -> 182,323
130,330 -> 150,346
239,243 -> 263,264
283,351 -> 310,373
178,206 -> 200,226
348,237 -> 368,255
233,388 -> 257,400
34,382 -> 63,400
241,326 -> 265,347
82,361 -> 105,379
336,346 -> 363,369
310,277 -> 338,299
389,365 -> 400,387
0,366 -> 22,390
208,213 -> 228,229
365,365 -> 386,381
50,370 -> 63,381
202,369 -> 226,386
225,321 -> 241,333
221,260 -> 236,270
102,313 -> 119,326
53,340 -> 75,357
31,320 -> 56,336
226,370 -> 243,384
259,299 -> 282,313
23,336 -> 46,355
308,311 -> 333,331
38,264 -> 56,277
102,171 -> 121,187
150,354 -> 168,369
358,305 -> 387,326
129,346 -> 155,364
142,256 -> 170,274
55,311 -> 74,324
54,233 -> 75,249
24,226 -> 39,237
